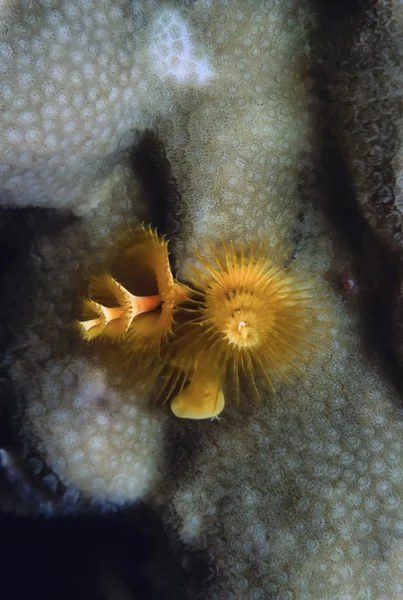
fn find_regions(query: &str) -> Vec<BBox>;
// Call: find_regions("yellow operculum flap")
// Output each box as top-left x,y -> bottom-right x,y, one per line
170,365 -> 225,420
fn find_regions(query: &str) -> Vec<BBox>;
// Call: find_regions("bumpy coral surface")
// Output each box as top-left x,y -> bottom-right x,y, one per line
159,0 -> 313,263
0,0 -> 213,213
21,358 -> 165,505
1,1 -> 403,599
156,2 -> 403,599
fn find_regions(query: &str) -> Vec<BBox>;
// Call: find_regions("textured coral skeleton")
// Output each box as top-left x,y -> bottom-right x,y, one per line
0,0 -> 214,213
1,1 -> 403,599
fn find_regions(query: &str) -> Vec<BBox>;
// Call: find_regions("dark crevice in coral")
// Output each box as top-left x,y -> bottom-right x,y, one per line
130,130 -> 186,277
0,375 -> 18,449
311,0 -> 374,22
318,131 -> 403,398
0,425 -> 207,597
0,504 -> 193,600
150,417 -> 221,596
130,130 -> 170,234
119,502 -> 208,600
0,207 -> 78,356
309,0 -> 403,404
148,493 -> 216,600
311,0 -> 403,252
0,207 -> 86,514
0,207 -> 79,437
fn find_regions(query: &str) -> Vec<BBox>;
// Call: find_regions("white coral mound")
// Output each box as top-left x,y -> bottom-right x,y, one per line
20,357 -> 164,505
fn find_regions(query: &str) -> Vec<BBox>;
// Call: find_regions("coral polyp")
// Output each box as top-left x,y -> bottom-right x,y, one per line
179,241 -> 324,396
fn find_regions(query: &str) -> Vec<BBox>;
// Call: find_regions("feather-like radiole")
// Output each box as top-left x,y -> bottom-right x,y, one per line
76,225 -> 192,367
77,275 -> 161,341
170,240 -> 327,402
77,227 -> 328,420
